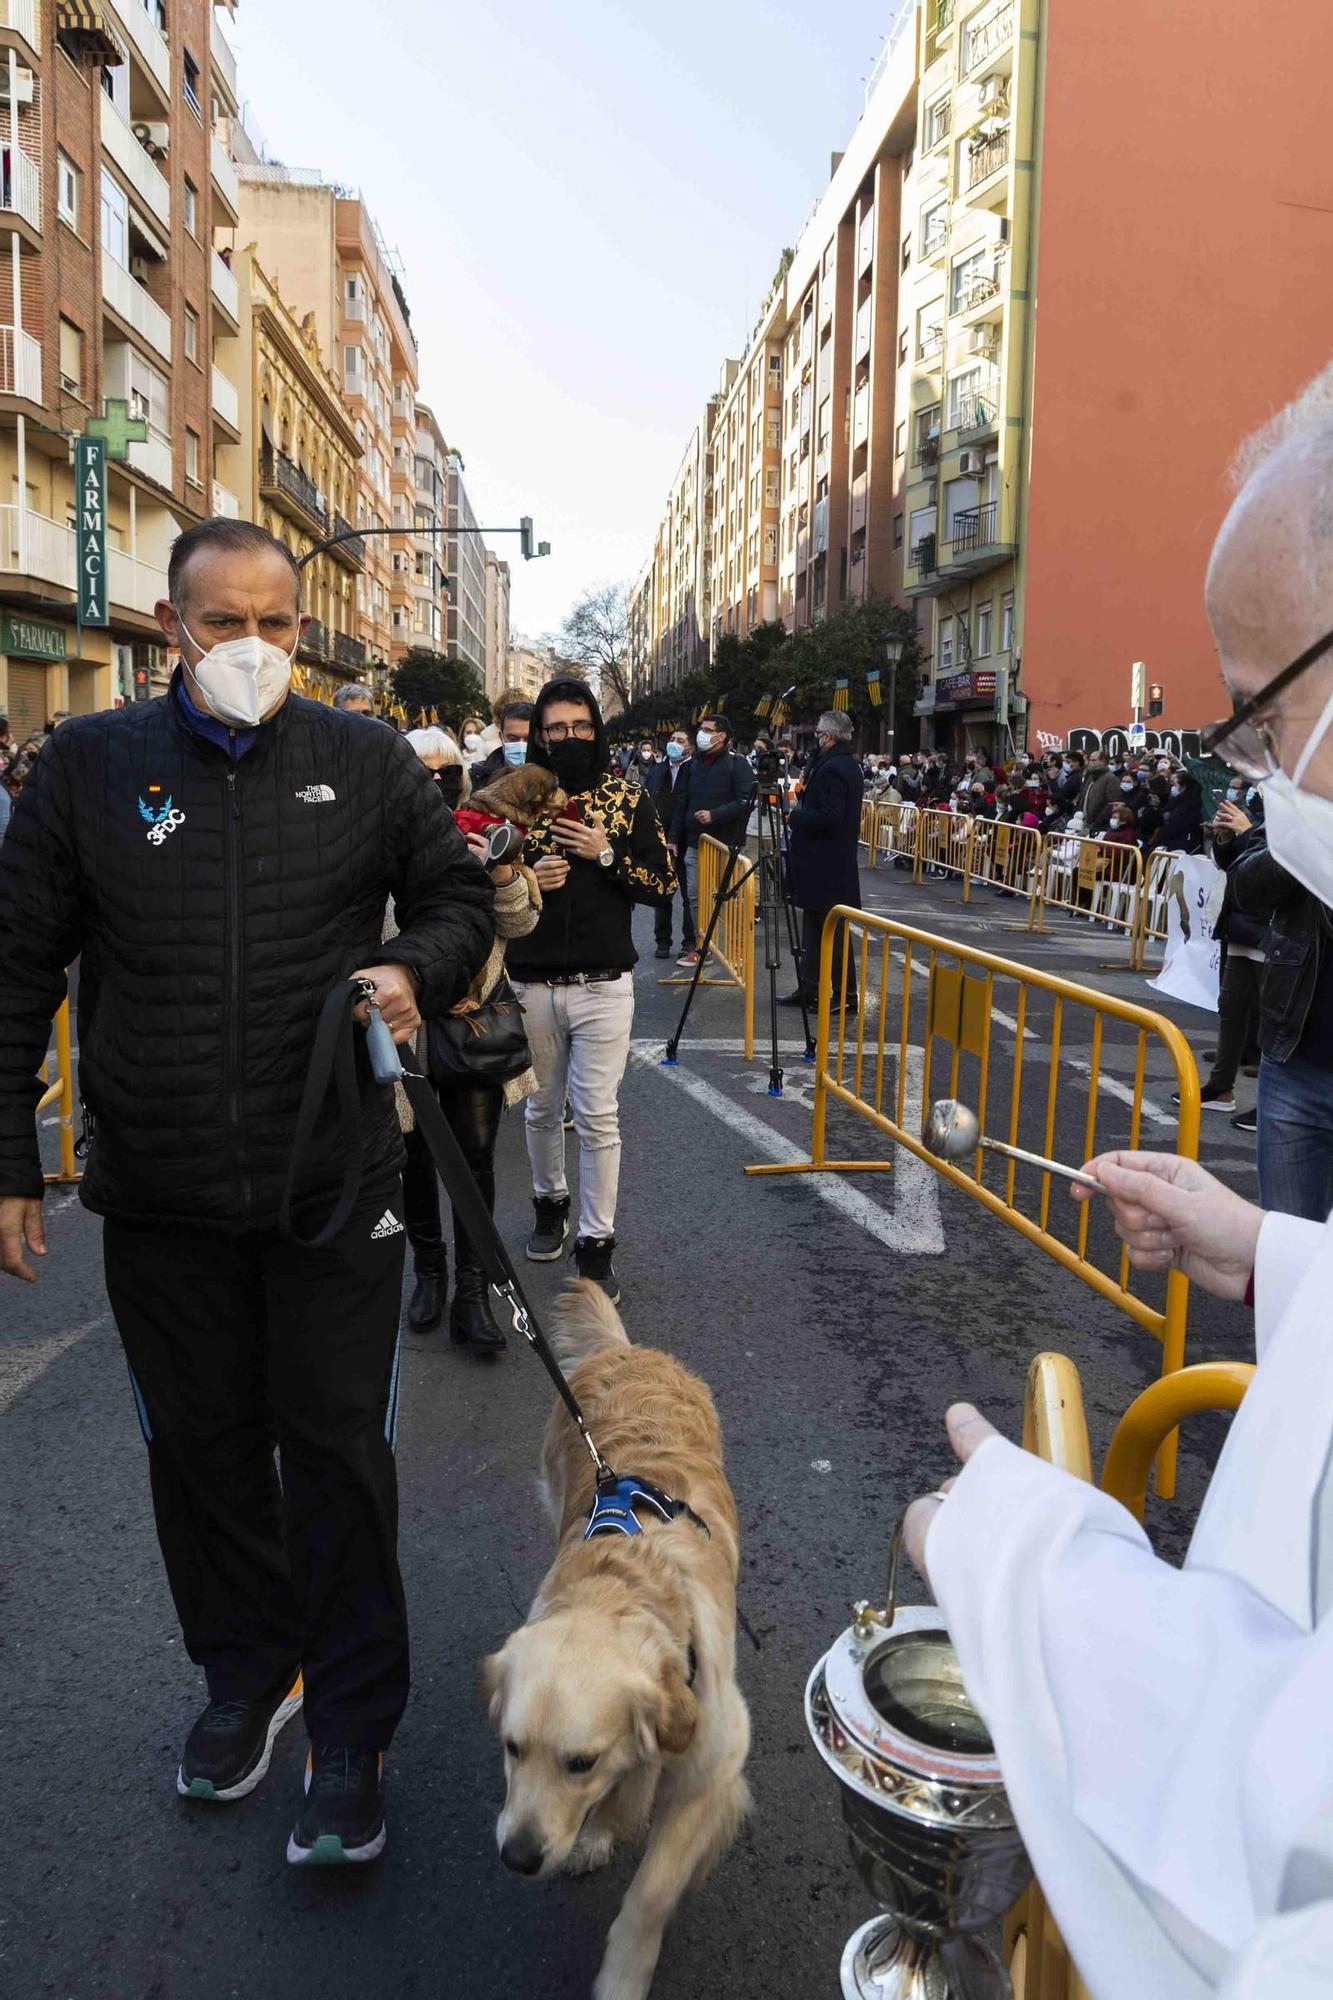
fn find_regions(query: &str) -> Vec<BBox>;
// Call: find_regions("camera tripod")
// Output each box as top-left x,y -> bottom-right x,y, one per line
663,778 -> 814,1095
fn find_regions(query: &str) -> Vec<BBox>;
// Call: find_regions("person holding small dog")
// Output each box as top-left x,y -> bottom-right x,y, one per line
508,678 -> 676,1302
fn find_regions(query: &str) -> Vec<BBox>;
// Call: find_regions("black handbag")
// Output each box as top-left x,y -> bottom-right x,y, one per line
426,973 -> 532,1086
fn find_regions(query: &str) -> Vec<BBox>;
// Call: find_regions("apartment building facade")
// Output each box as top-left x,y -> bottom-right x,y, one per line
0,0 -> 243,736
483,547 -> 509,700
711,302 -> 781,643
407,398 -> 448,653
236,165 -> 419,690
626,394 -> 718,694
230,245 -> 365,693
445,449 -> 486,677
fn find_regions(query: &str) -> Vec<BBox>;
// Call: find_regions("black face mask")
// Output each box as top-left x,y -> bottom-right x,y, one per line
435,771 -> 464,809
544,740 -> 599,792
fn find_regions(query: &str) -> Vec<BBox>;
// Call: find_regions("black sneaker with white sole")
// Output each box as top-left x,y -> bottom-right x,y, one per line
574,1234 -> 620,1304
287,1746 -> 386,1866
177,1672 -> 303,1802
526,1193 -> 570,1262
1172,1085 -> 1235,1112
1231,1108 -> 1258,1134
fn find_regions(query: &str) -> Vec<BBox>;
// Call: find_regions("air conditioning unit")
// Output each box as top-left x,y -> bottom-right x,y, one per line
970,326 -> 998,355
977,75 -> 1005,108
129,254 -> 153,282
0,66 -> 35,105
959,449 -> 985,474
132,120 -> 170,156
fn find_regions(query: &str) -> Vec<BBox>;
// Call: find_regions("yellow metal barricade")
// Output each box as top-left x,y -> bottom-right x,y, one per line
1030,833 -> 1144,953
967,818 -> 1042,912
658,834 -> 757,1060
1132,847 -> 1182,970
877,800 -> 919,869
37,998 -> 81,1185
1005,1352 -> 1252,1998
746,907 -> 1203,1493
914,806 -> 978,899
858,798 -> 882,867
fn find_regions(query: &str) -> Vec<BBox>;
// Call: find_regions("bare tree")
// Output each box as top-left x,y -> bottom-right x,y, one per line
553,582 -> 631,715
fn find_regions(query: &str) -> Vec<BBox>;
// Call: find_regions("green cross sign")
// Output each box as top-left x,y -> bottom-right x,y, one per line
85,398 -> 149,462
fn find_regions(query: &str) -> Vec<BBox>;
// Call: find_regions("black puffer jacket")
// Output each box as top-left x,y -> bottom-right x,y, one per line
0,684 -> 495,1230
1229,836 -> 1326,1063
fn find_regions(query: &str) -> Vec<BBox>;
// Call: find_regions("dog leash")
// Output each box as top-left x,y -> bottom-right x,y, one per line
281,978 -> 620,1487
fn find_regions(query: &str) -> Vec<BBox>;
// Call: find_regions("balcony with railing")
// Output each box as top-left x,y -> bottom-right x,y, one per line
113,0 -> 171,96
919,326 -> 944,363
948,366 -> 1002,436
210,248 -> 239,324
945,498 -> 1014,578
210,8 -> 239,101
0,0 -> 40,55
211,479 -> 240,519
210,131 -> 239,217
300,616 -> 329,662
102,255 -> 172,362
963,3 -> 1014,74
0,503 -> 167,610
211,364 -> 240,430
259,448 -> 328,532
0,322 -> 41,400
332,629 -> 366,671
967,126 -> 1011,190
101,95 -> 171,230
329,512 -> 367,570
0,143 -> 40,233
109,543 -> 170,614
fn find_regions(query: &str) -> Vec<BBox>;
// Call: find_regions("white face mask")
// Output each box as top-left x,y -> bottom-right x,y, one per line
463,733 -> 482,753
180,616 -> 298,727
696,730 -> 715,753
1261,681 -> 1333,905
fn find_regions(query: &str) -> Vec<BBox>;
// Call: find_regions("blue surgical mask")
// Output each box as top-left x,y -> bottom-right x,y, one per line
666,741 -> 685,763
503,741 -> 527,768
1120,780 -> 1134,793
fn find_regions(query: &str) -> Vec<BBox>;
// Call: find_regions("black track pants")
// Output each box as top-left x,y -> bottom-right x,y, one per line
103,1176 -> 410,1751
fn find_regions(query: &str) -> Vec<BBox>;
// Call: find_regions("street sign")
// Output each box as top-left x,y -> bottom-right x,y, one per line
85,397 -> 149,462
75,436 -> 109,628
1128,720 -> 1147,747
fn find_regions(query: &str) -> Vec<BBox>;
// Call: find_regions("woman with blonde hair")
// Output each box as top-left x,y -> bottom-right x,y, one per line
396,726 -> 542,1351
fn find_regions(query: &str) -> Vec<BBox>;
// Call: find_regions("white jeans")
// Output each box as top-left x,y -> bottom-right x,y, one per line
510,977 -> 636,1241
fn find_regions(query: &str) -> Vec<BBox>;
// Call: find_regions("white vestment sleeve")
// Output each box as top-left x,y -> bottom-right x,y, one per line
1253,1211 -> 1326,1359
927,1435 -> 1322,1999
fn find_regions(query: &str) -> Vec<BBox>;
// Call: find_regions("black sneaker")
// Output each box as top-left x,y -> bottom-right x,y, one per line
574,1235 -> 620,1304
1231,1108 -> 1258,1134
654,943 -> 672,959
526,1194 -> 570,1262
1172,1084 -> 1235,1112
287,1746 -> 386,1866
177,1672 -> 303,1802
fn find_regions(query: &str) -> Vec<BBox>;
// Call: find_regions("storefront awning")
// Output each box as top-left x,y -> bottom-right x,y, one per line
56,1 -> 127,64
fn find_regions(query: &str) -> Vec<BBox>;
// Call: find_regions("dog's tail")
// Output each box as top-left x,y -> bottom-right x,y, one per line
548,1278 -> 629,1377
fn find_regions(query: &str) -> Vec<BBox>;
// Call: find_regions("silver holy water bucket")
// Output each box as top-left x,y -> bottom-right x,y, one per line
805,1522 -> 1031,1998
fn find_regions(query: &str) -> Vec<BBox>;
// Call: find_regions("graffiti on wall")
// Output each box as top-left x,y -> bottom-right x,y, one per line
1037,724 -> 1206,760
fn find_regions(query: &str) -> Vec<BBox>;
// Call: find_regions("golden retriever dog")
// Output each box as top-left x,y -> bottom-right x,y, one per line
482,1281 -> 751,2000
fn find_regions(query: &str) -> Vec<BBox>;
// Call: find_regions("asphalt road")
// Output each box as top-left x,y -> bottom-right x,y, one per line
2,867 -> 1256,2000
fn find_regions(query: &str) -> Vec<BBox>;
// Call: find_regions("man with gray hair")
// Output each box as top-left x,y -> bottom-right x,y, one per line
332,683 -> 375,718
780,708 -> 864,1017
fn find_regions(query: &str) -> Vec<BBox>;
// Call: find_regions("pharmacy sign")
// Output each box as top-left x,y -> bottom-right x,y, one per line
75,435 -> 109,628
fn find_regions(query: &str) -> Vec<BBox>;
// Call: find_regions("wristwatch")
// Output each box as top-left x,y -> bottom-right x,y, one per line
596,845 -> 615,868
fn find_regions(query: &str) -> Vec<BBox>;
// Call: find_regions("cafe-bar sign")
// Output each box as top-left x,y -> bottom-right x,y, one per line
75,435 -> 109,628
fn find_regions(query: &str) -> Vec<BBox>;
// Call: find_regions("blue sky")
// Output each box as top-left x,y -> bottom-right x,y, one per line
231,0 -> 894,639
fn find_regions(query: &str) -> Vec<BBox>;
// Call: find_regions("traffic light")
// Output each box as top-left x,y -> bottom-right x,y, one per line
1148,682 -> 1164,717
520,515 -> 534,561
1130,660 -> 1147,713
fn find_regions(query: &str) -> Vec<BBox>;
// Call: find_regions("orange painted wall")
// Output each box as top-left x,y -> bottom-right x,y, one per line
1021,0 -> 1333,749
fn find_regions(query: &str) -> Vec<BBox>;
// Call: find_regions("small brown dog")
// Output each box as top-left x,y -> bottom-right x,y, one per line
468,761 -> 566,827
483,1282 -> 751,2000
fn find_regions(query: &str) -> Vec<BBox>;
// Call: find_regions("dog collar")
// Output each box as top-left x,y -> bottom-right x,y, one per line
583,1474 -> 710,1544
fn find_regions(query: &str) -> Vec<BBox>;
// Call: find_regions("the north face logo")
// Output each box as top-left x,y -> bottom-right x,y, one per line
295,784 -> 336,803
371,1209 -> 405,1240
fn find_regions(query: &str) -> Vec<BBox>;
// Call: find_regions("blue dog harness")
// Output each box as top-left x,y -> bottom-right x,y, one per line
584,1475 -> 710,1543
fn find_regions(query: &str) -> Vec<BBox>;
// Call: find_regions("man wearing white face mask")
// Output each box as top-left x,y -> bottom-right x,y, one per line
0,518 -> 494,1871
892,362 -> 1333,2000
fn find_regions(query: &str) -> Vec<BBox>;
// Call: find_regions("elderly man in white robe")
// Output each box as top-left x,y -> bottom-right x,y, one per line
904,363 -> 1333,2000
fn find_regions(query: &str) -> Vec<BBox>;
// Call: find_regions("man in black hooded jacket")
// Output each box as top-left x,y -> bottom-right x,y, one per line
0,520 -> 494,1869
507,677 -> 675,1303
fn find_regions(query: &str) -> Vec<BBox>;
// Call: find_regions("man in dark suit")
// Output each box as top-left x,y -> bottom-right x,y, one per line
780,708 -> 864,1016
641,728 -> 695,959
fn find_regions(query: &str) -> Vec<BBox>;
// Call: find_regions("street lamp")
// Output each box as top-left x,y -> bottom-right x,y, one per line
884,635 -> 905,762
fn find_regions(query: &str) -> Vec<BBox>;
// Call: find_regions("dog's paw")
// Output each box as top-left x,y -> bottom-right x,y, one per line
565,1829 -> 615,1876
593,1927 -> 659,2000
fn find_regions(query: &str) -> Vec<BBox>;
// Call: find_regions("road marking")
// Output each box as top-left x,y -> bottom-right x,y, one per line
629,1041 -> 945,1256
0,1315 -> 108,1416
986,1009 -> 1174,1127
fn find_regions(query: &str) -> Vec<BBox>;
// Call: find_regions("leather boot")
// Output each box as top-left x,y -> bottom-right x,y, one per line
449,1267 -> 506,1354
407,1247 -> 447,1332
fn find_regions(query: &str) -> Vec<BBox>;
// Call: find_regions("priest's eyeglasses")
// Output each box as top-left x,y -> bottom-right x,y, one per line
1201,624 -> 1333,781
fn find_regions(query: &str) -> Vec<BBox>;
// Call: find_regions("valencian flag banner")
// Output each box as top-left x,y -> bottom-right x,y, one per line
833,677 -> 850,711
754,692 -> 773,718
866,669 -> 882,707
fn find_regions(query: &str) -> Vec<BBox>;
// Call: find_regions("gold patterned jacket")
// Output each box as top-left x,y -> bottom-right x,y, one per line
508,773 -> 677,976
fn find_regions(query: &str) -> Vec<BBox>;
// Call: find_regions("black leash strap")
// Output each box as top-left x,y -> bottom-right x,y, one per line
281,979 -> 617,1485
